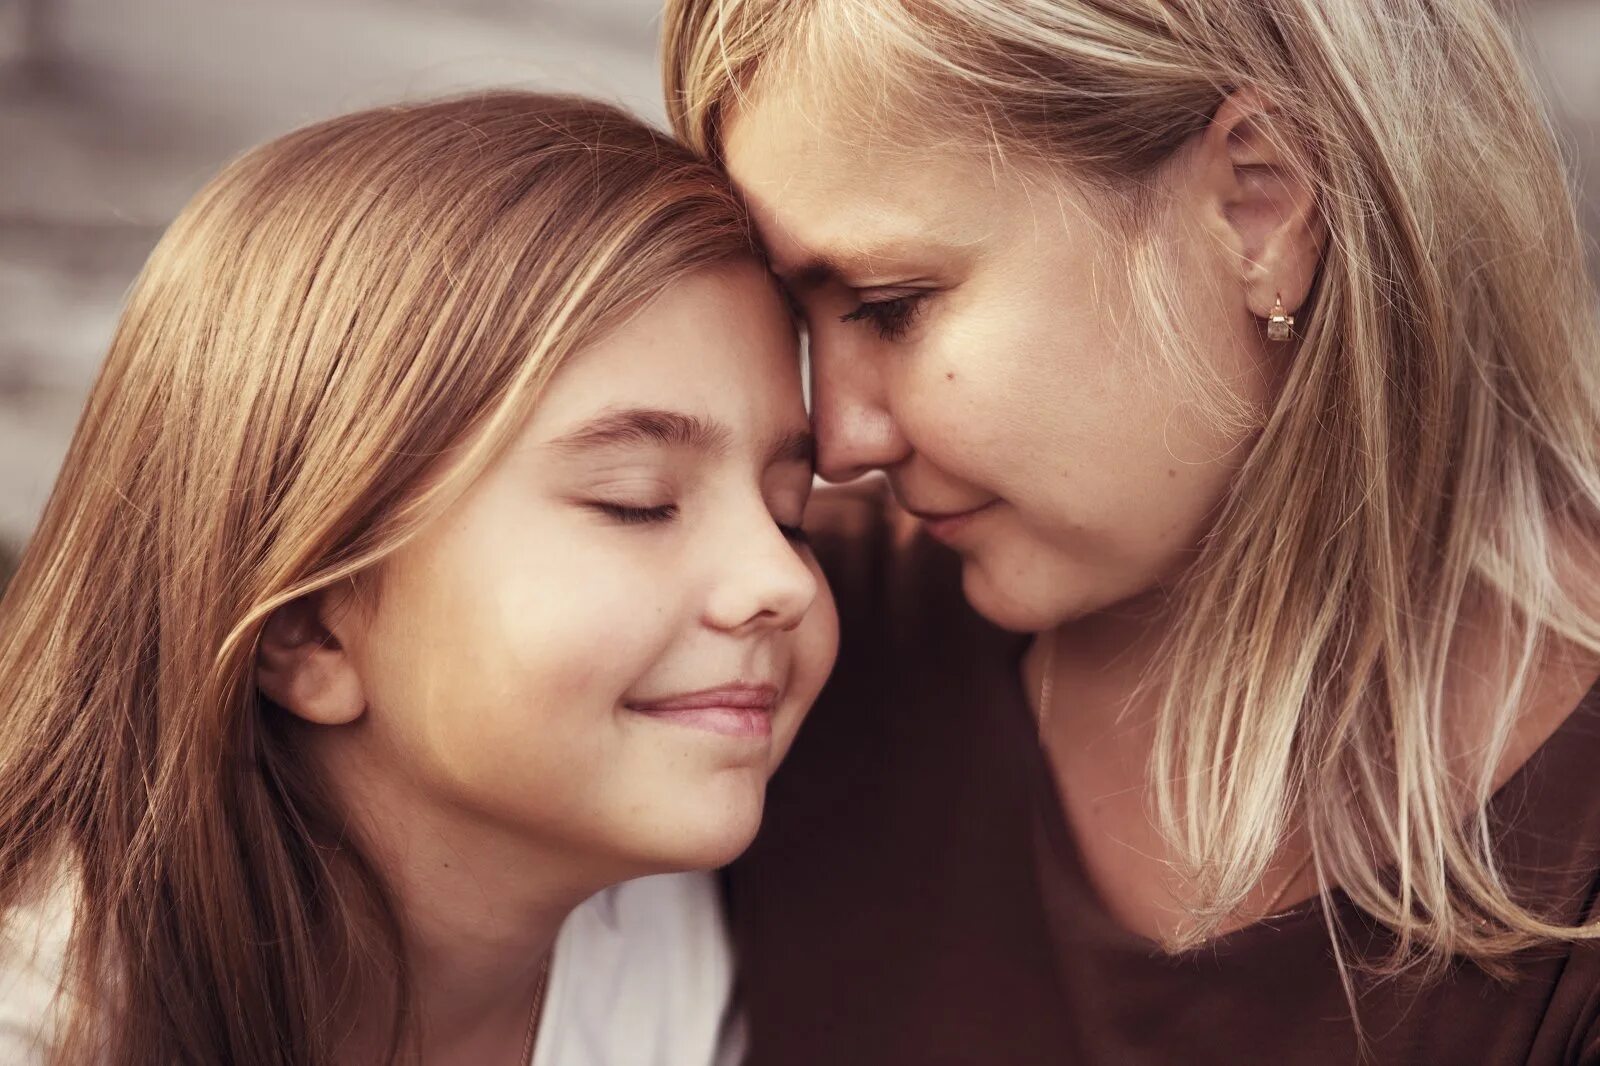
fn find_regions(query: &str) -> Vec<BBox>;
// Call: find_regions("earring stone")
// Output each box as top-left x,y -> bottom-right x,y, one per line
1267,294 -> 1295,342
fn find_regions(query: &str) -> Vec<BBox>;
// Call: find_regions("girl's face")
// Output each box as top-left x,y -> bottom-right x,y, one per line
723,91 -> 1302,634
294,262 -> 836,884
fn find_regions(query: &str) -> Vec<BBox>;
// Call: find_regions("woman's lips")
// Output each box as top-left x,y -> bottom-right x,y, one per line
626,683 -> 778,738
910,500 -> 998,544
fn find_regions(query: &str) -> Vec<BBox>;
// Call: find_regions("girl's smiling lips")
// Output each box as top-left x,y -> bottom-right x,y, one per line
626,682 -> 779,737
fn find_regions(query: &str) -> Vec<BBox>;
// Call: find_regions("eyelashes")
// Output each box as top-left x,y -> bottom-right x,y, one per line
595,502 -> 677,525
591,502 -> 810,546
839,292 -> 927,341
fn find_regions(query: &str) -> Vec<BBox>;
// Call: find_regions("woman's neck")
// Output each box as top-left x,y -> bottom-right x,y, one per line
1030,584 -> 1176,743
1028,578 -> 1600,945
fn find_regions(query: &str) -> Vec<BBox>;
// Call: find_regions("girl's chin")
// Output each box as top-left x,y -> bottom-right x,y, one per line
621,794 -> 767,874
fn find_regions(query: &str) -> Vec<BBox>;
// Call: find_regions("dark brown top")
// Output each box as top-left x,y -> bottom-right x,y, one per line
726,482 -> 1600,1065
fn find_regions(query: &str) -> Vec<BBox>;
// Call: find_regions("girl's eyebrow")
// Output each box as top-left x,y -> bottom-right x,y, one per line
549,407 -> 730,455
548,407 -> 815,468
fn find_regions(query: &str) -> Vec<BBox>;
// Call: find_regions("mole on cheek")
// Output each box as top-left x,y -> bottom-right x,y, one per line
945,371 -> 956,382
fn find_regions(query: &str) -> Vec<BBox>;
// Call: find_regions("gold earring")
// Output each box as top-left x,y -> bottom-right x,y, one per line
1267,293 -> 1295,342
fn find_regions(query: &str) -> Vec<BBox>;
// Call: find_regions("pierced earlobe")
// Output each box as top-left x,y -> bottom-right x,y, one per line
1267,292 -> 1296,342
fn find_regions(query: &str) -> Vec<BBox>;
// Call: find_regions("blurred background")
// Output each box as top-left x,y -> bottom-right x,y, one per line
0,0 -> 1597,589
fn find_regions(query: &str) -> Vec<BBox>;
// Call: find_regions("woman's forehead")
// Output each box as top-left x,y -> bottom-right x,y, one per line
726,104 -> 1086,287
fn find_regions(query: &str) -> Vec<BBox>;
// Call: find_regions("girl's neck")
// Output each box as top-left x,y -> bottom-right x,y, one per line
330,814 -> 578,1065
310,730 -> 620,1064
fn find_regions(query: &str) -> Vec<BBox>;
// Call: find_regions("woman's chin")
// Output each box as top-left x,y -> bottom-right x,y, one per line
958,546 -> 1139,635
959,560 -> 1077,634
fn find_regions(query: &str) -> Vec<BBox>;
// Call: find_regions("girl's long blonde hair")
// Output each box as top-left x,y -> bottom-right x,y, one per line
0,91 -> 755,1064
663,0 -> 1600,977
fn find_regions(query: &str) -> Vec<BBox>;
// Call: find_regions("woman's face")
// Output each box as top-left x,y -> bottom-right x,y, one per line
724,92 -> 1282,633
317,262 -> 836,883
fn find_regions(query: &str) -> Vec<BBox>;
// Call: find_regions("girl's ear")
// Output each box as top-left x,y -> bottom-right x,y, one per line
256,588 -> 367,726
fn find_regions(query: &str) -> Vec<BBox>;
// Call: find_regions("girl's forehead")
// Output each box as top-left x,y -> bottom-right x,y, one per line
516,265 -> 803,433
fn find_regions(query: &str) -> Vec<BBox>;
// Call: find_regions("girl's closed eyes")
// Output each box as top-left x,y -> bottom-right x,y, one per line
595,499 -> 812,544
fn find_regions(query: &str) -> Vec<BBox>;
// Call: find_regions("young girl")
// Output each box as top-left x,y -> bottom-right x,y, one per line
663,0 -> 1600,1062
0,92 -> 837,1064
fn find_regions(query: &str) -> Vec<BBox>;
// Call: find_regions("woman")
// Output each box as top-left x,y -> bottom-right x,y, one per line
0,92 -> 837,1064
662,0 -> 1600,1062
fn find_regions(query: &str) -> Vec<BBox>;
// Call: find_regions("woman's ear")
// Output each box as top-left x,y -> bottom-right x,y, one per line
256,587 -> 367,726
1195,87 -> 1326,322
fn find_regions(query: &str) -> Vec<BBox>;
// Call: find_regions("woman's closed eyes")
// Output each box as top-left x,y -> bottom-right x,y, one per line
839,291 -> 929,341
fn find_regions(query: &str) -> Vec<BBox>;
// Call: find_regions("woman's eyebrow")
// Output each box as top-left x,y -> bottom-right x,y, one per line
767,428 -> 816,469
772,234 -> 942,291
775,253 -> 849,291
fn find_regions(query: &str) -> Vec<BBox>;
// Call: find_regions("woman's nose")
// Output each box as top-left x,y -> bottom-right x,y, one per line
809,340 -> 911,482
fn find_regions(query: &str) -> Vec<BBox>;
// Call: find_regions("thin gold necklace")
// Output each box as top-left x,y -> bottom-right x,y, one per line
1261,848 -> 1316,915
517,952 -> 553,1066
1035,626 -> 1058,738
1033,627 -> 1313,919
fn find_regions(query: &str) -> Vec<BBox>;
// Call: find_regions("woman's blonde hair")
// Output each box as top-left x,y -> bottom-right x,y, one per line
663,0 -> 1600,981
0,91 -> 756,1064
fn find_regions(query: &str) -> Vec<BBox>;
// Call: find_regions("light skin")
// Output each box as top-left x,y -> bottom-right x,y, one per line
256,262 -> 838,1062
725,85 -> 1597,941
